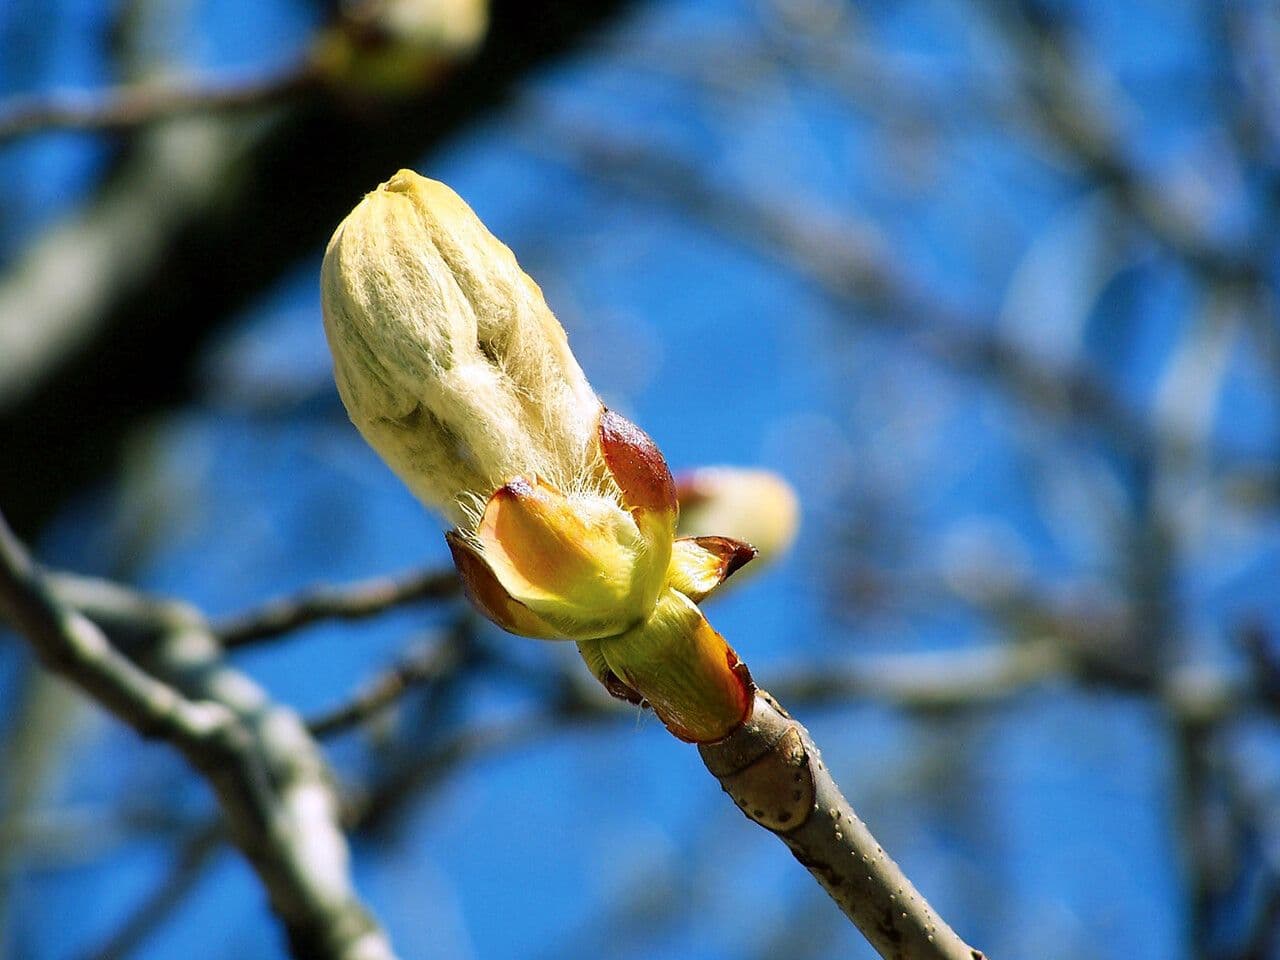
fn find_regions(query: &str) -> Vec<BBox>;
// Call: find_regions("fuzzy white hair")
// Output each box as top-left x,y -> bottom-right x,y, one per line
321,170 -> 601,524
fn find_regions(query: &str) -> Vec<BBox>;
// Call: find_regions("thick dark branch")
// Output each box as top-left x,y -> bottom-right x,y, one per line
0,0 -> 640,538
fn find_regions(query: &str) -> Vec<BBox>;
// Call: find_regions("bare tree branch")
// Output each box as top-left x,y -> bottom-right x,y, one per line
0,66 -> 318,144
984,0 -> 1280,408
214,567 -> 459,649
0,514 -> 398,960
306,632 -> 467,736
0,0 -> 642,538
519,113 -> 1160,460
991,1 -> 1265,285
36,554 -> 1275,960
700,692 -> 986,960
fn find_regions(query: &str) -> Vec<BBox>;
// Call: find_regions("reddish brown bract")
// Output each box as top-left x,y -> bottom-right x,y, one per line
598,409 -> 677,514
689,535 -> 758,581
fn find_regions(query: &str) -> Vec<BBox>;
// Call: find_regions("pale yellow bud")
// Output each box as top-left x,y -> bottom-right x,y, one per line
311,0 -> 489,94
375,0 -> 487,56
321,169 -> 600,523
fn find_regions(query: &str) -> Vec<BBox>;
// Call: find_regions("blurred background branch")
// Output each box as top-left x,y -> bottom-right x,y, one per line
0,513 -> 396,959
0,0 -> 638,538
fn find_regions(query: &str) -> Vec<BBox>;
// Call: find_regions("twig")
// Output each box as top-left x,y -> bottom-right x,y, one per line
0,524 -> 238,758
306,633 -> 466,736
42,558 -> 1266,958
343,711 -> 571,831
995,2 -> 1264,283
771,639 -> 1065,712
347,661 -> 990,958
0,512 -> 398,960
214,567 -> 459,648
519,113 -> 1159,461
51,557 -> 1280,727
0,67 -> 319,145
0,804 -> 196,867
603,23 -> 1018,133
699,692 -> 985,960
1239,623 -> 1280,713
986,0 -> 1280,407
0,666 -> 78,955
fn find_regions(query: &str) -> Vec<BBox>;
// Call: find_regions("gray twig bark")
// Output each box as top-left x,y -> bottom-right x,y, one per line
700,692 -> 985,960
7,520 -> 1001,959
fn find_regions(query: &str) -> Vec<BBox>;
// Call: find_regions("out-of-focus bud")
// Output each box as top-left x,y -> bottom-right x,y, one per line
321,170 -> 599,525
675,468 -> 800,579
311,0 -> 488,95
322,169 -> 770,742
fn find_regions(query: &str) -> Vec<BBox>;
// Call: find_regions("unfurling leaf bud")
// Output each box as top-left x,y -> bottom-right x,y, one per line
322,169 -> 770,742
321,170 -> 599,524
